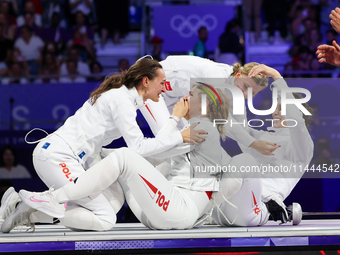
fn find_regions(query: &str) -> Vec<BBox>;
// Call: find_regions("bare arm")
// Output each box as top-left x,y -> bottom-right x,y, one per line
316,41 -> 340,66
330,7 -> 340,33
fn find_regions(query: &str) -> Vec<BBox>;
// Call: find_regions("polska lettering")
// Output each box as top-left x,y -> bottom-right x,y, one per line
59,163 -> 73,182
155,190 -> 170,212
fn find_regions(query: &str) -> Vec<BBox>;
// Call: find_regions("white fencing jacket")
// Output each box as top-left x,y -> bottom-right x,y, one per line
152,116 -> 222,192
160,55 -> 256,149
160,55 -> 233,110
55,85 -> 183,166
247,78 -> 314,201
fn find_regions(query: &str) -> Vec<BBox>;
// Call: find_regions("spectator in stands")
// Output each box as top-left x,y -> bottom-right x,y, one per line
41,42 -> 62,72
288,16 -> 318,63
193,26 -> 208,58
283,62 -> 295,78
310,137 -> 340,168
0,1 -> 17,26
39,52 -> 60,76
117,58 -> 129,72
0,11 -> 16,41
41,0 -> 68,28
1,61 -> 28,84
14,25 -> 44,75
67,28 -> 93,61
289,4 -> 320,76
0,145 -> 31,179
59,47 -> 90,77
290,1 -> 315,38
293,46 -> 313,74
88,60 -> 103,82
0,23 -> 13,76
10,48 -> 28,75
0,59 -> 6,74
150,36 -> 167,61
27,0 -> 43,15
16,11 -> 41,38
34,66 -> 58,84
291,17 -> 317,54
42,12 -> 68,53
69,0 -> 93,24
326,29 -> 338,45
215,19 -> 243,65
68,11 -> 95,61
262,0 -> 289,42
59,59 -> 86,83
43,41 -> 61,61
308,28 -> 323,52
310,104 -> 325,126
309,58 -> 322,78
71,11 -> 93,42
319,0 -> 338,40
245,0 -> 262,43
94,0 -> 129,45
303,17 -> 318,32
16,0 -> 41,27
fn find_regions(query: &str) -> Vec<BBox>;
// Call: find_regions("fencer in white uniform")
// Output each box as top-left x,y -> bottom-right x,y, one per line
6,84 -> 230,231
0,58 -> 206,232
211,76 -> 314,226
140,55 -> 280,163
249,77 -> 313,222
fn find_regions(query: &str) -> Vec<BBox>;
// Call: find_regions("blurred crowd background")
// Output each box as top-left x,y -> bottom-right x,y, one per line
1,0 -> 340,221
0,0 -> 338,84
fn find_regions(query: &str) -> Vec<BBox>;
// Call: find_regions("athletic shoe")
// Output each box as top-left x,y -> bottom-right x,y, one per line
0,187 -> 21,227
1,202 -> 35,233
19,189 -> 65,218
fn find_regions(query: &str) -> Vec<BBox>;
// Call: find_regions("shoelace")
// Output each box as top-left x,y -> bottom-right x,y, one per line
38,186 -> 55,198
25,222 -> 36,233
13,209 -> 35,233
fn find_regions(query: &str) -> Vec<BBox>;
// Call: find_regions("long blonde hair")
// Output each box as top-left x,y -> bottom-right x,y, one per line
194,83 -> 229,140
231,62 -> 268,88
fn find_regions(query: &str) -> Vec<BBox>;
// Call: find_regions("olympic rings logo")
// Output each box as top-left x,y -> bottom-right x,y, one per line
170,14 -> 218,38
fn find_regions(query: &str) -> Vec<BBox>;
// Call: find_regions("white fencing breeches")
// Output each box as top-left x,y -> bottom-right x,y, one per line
31,134 -> 123,231
56,147 -> 212,230
211,153 -> 269,227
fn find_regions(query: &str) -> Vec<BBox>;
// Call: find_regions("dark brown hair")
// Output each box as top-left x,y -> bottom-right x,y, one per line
90,58 -> 162,104
0,145 -> 18,167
